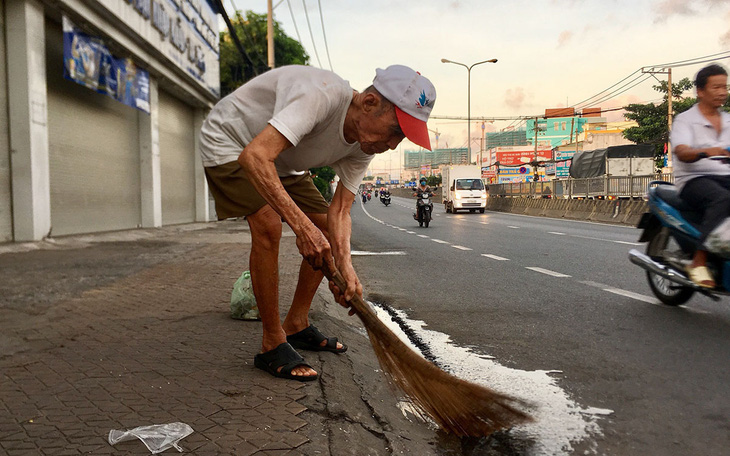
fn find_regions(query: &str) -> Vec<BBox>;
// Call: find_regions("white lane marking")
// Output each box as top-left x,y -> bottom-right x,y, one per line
406,231 -> 416,234
602,287 -> 657,303
351,251 -> 407,256
508,225 -> 520,229
571,234 -> 612,242
580,280 -> 711,312
570,234 -> 641,246
397,228 -> 407,231
452,245 -> 472,251
549,231 -> 566,235
417,234 -> 429,238
432,239 -> 450,244
526,267 -> 571,278
482,254 -> 510,261
480,222 -> 489,225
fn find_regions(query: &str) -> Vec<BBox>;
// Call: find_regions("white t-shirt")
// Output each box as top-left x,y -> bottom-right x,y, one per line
200,66 -> 373,194
670,104 -> 730,190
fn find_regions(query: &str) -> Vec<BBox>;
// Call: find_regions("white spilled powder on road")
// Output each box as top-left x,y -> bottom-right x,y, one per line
370,302 -> 613,456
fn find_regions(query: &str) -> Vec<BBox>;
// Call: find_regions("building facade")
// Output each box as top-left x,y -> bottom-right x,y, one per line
1,0 -> 219,242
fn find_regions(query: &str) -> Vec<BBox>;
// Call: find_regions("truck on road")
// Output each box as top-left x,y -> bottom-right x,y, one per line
441,165 -> 487,213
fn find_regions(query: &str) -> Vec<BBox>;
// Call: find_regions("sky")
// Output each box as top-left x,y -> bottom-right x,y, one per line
225,0 -> 730,175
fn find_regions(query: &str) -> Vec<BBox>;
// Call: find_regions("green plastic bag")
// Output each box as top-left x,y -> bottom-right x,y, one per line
230,271 -> 260,320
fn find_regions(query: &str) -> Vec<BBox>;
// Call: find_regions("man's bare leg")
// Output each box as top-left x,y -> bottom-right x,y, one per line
691,249 -> 708,268
281,212 -> 344,350
247,205 -> 316,378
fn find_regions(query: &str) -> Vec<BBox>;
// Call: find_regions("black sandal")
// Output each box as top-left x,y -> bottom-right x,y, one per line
253,343 -> 318,382
286,325 -> 348,354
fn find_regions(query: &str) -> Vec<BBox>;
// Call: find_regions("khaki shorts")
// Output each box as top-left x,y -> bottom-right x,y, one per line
204,161 -> 329,220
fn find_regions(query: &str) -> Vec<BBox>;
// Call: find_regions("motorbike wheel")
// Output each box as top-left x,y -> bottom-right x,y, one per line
645,228 -> 695,306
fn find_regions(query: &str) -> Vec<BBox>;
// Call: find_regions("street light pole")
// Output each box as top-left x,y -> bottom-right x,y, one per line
441,58 -> 498,164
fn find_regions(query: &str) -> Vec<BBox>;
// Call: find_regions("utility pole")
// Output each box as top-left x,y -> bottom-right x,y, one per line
267,0 -> 275,68
667,68 -> 673,169
533,116 -> 539,183
641,66 -> 674,171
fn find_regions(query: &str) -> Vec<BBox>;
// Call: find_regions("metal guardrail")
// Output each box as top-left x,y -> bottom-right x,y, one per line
488,174 -> 674,199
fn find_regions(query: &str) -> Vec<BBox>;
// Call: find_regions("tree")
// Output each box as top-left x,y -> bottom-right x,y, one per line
622,78 -> 694,171
622,77 -> 730,170
426,175 -> 441,187
219,10 -> 309,96
310,166 -> 336,201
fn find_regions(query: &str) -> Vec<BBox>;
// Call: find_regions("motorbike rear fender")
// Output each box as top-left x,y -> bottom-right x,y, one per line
637,212 -> 662,243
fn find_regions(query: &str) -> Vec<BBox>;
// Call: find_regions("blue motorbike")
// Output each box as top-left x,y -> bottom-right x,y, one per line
629,175 -> 730,306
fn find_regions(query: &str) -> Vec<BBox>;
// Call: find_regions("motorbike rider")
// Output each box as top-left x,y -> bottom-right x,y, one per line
413,177 -> 432,197
671,63 -> 730,288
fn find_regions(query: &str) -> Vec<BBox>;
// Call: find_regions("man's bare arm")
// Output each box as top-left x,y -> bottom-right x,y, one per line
327,183 -> 361,303
674,144 -> 730,163
238,125 -> 332,270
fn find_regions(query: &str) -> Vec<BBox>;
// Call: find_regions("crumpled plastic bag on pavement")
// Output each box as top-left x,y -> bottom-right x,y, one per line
230,270 -> 260,320
706,218 -> 730,258
108,422 -> 193,454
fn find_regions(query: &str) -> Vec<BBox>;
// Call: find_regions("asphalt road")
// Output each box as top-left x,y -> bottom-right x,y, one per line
350,194 -> 730,456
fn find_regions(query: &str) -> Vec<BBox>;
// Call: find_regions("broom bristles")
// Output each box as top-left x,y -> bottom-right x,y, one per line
328,270 -> 533,437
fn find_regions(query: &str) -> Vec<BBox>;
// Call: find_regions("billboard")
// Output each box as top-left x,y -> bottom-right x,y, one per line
97,0 -> 220,98
63,16 -> 150,113
496,148 -> 552,166
555,150 -> 576,178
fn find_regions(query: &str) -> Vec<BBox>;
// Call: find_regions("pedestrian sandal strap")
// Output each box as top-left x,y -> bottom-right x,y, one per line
259,343 -> 310,373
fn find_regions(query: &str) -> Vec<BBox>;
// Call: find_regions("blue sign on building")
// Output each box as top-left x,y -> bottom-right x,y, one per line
63,16 -> 150,113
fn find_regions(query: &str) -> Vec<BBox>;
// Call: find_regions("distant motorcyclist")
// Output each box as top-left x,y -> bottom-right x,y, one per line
671,63 -> 730,288
413,178 -> 435,226
413,178 -> 433,196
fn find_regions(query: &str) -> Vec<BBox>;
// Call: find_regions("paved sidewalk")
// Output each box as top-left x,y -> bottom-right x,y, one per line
0,221 -> 438,455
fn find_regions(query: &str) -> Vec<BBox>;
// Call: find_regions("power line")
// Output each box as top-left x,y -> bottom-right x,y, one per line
648,50 -> 730,68
285,0 -> 303,44
317,0 -> 333,71
579,74 -> 653,109
301,0 -> 322,67
570,70 -> 641,109
572,50 -> 730,110
214,0 -> 259,75
229,0 -> 267,70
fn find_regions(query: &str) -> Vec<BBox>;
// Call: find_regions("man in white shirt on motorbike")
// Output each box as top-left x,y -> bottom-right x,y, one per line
671,64 -> 730,288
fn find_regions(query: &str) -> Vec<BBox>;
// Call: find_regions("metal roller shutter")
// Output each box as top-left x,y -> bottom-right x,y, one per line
158,90 -> 195,225
45,20 -> 140,236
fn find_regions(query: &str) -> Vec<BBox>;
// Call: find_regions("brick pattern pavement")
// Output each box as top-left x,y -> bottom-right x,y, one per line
0,239 -> 314,455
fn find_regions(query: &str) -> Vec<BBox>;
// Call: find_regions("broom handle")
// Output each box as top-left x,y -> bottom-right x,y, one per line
322,267 -> 380,326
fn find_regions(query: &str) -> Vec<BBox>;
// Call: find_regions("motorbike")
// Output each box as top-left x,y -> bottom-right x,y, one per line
413,190 -> 434,228
380,192 -> 391,206
367,192 -> 371,201
361,192 -> 367,204
629,172 -> 730,306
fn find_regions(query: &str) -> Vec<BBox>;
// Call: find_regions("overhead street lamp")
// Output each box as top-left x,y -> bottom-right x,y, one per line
441,58 -> 498,167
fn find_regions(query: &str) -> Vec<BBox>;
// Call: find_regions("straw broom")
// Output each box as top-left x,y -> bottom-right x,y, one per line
324,267 -> 533,437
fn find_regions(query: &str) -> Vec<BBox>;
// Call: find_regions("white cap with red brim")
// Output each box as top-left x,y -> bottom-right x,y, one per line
372,65 -> 437,151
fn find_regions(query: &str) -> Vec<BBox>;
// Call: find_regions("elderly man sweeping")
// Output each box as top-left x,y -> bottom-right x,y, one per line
200,64 -> 436,381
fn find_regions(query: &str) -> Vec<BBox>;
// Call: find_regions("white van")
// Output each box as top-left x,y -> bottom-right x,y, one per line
442,165 -> 487,213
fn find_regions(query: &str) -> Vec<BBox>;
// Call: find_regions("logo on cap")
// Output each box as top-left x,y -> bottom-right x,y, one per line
416,91 -> 433,109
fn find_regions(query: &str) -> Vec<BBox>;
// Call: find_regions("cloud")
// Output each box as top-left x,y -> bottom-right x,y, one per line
652,0 -> 703,22
557,30 -> 573,48
504,87 -> 528,111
